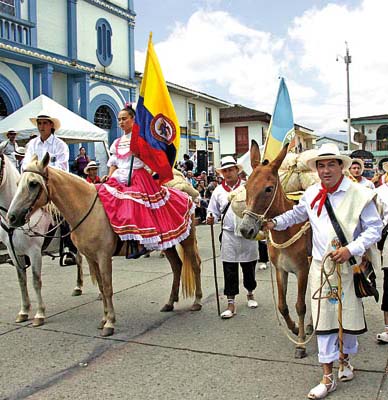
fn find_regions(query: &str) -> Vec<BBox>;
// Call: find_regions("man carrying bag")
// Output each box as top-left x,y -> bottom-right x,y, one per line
265,143 -> 382,399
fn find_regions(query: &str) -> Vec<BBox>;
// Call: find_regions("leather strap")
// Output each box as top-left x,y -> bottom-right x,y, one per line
324,196 -> 357,266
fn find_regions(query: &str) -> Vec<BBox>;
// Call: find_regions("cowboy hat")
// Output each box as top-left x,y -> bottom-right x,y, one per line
14,147 -> 25,157
306,143 -> 352,171
84,161 -> 99,175
6,130 -> 18,137
216,156 -> 243,175
349,158 -> 364,174
30,111 -> 61,131
382,161 -> 388,173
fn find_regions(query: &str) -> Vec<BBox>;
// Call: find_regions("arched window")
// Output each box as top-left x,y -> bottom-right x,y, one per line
94,105 -> 112,130
0,95 -> 8,121
96,18 -> 113,67
377,125 -> 388,151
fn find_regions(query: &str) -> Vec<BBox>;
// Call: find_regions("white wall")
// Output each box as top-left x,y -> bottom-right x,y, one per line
20,0 -> 29,20
77,1 -> 130,78
36,0 -> 67,56
52,72 -> 67,107
220,121 -> 267,155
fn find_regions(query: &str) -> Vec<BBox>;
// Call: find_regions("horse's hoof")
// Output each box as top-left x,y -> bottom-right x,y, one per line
295,347 -> 307,359
32,317 -> 45,327
72,288 -> 82,296
190,303 -> 202,311
306,324 -> 314,336
160,304 -> 174,312
292,325 -> 299,336
15,314 -> 29,323
97,320 -> 106,330
101,327 -> 114,337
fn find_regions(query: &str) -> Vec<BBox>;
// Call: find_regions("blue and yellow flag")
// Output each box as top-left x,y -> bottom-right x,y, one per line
262,78 -> 295,162
131,33 -> 180,184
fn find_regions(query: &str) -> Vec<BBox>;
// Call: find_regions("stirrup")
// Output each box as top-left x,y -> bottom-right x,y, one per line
307,374 -> 336,399
338,357 -> 354,382
126,240 -> 148,260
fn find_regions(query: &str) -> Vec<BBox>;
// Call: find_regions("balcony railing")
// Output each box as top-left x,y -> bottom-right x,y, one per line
365,140 -> 388,152
0,13 -> 34,46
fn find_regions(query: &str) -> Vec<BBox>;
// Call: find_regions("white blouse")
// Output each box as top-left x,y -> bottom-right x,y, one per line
107,133 -> 145,184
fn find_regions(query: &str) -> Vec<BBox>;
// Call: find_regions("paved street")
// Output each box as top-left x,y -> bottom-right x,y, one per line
0,223 -> 387,400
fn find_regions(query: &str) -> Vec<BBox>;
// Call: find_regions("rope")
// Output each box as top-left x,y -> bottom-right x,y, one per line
268,249 -> 342,347
268,221 -> 311,249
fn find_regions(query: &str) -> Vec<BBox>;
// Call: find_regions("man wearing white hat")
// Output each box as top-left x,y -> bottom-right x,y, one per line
1,130 -> 19,167
23,112 -> 75,265
265,143 -> 382,399
23,113 -> 69,171
206,156 -> 259,319
348,158 -> 375,189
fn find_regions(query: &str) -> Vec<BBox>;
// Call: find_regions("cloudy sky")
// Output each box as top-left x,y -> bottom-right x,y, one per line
134,0 -> 387,136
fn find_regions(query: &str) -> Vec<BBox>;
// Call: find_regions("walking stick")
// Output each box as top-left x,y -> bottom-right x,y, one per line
332,239 -> 344,373
209,213 -> 221,316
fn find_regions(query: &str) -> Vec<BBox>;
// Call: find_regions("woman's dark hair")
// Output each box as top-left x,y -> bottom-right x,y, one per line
121,103 -> 136,118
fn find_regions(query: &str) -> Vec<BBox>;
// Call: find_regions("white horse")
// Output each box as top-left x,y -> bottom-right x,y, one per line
0,150 -> 83,326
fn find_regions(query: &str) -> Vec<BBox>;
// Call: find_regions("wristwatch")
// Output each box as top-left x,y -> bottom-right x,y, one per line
270,218 -> 277,227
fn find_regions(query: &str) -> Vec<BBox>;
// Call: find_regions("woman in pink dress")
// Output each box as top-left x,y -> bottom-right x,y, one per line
99,104 -> 194,257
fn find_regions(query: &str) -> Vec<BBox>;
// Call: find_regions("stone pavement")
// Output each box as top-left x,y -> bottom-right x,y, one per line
0,224 -> 387,400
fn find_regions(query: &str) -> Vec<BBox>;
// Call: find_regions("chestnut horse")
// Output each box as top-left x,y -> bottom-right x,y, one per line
0,150 -> 83,327
239,140 -> 312,358
8,153 -> 202,337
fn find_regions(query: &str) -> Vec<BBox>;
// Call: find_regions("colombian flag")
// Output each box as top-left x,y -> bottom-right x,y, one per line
131,34 -> 180,184
262,78 -> 295,162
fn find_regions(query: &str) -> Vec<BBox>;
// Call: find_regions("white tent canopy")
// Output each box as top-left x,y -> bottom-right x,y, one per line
0,95 -> 107,144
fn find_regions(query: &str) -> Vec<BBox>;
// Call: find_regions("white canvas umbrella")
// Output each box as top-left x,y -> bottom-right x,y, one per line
0,94 -> 107,144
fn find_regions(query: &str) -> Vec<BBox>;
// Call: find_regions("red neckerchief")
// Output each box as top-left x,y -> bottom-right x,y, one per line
86,176 -> 101,184
310,175 -> 344,216
222,178 -> 241,193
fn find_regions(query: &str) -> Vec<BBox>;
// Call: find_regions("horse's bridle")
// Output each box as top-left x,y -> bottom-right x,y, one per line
242,177 -> 279,224
21,168 -> 100,239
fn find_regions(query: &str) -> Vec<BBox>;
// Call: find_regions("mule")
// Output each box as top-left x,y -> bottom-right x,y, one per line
239,140 -> 312,358
7,153 -> 202,337
0,151 -> 83,327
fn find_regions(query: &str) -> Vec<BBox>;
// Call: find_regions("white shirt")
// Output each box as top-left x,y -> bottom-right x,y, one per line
23,134 -> 69,172
274,177 -> 382,261
359,176 -> 375,190
376,184 -> 388,225
107,134 -> 145,184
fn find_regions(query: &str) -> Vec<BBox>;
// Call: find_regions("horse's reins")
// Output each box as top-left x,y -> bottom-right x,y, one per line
21,168 -> 100,239
242,177 -> 279,224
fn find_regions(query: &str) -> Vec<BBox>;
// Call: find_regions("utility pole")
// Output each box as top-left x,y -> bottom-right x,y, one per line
344,42 -> 352,151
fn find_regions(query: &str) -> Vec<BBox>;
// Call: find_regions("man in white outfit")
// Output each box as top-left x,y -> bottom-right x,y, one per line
24,113 -> 75,266
348,158 -> 375,189
265,143 -> 382,399
206,156 -> 258,319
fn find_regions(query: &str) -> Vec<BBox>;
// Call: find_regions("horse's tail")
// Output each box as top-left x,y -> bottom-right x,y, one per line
177,244 -> 196,298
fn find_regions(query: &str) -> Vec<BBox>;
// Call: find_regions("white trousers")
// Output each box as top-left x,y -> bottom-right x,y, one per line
317,333 -> 358,364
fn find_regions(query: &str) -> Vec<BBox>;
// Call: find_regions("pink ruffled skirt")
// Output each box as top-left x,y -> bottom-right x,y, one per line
97,168 -> 195,250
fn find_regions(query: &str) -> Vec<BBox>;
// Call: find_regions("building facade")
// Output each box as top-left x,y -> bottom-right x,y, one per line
351,114 -> 388,169
0,0 -> 136,167
220,105 -> 316,158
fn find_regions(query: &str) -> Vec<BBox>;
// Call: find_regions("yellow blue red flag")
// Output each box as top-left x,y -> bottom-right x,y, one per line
131,33 -> 180,184
262,78 -> 295,162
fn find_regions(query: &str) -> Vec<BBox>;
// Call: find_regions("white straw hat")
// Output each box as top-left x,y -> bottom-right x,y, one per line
306,143 -> 352,171
30,111 -> 61,131
216,156 -> 243,175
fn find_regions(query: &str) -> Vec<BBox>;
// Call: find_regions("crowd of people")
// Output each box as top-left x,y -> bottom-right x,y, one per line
3,109 -> 388,400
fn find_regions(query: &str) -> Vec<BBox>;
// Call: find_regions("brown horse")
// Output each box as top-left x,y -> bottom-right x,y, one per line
239,140 -> 312,358
7,154 -> 202,337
